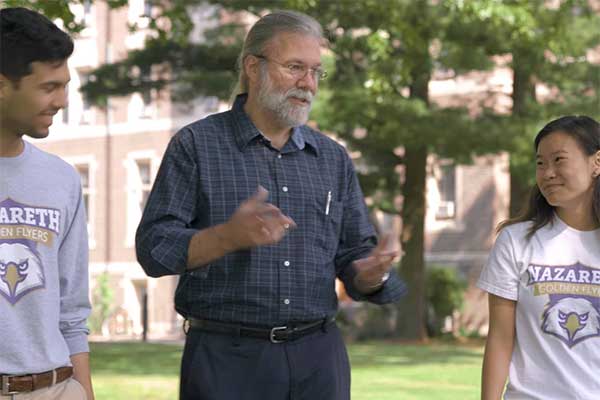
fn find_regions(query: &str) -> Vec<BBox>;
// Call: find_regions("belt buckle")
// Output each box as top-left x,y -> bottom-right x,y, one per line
1,375 -> 19,395
269,326 -> 288,344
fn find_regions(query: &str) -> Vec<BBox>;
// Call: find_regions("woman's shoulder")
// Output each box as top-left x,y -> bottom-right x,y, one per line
497,220 -> 533,241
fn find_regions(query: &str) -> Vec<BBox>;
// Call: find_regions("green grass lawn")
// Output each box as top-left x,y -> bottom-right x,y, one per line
90,340 -> 483,400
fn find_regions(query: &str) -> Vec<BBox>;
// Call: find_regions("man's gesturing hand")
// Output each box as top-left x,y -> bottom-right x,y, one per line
217,186 -> 296,252
352,234 -> 398,294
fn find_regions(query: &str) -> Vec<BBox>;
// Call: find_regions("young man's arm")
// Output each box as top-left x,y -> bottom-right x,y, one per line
481,293 -> 516,400
59,172 -> 94,399
71,352 -> 94,400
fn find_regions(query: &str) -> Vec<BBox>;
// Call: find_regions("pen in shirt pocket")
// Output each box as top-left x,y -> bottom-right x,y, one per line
325,191 -> 332,215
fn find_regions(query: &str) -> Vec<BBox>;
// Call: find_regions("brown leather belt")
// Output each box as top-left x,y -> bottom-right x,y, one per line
1,366 -> 73,395
186,316 -> 335,343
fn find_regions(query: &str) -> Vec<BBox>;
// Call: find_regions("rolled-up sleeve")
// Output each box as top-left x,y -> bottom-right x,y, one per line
136,129 -> 201,277
335,158 -> 407,304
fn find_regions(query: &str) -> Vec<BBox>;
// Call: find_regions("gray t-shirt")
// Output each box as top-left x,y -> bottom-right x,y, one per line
0,141 -> 90,374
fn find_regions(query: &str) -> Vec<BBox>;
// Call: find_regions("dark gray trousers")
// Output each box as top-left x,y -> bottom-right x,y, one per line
179,323 -> 350,400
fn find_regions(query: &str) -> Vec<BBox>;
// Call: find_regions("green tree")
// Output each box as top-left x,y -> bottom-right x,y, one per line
23,0 -> 599,340
81,0 -> 507,339
3,0 -> 128,33
286,0 -> 598,338
445,0 -> 600,214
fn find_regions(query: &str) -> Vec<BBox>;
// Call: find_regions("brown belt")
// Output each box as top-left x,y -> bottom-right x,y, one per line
1,366 -> 73,395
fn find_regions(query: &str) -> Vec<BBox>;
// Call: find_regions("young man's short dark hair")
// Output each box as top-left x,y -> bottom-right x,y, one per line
0,7 -> 74,82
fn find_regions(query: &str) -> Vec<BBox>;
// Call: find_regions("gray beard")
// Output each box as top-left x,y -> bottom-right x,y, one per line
257,74 -> 313,127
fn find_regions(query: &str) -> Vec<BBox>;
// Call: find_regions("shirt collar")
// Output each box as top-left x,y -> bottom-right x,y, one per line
231,94 -> 263,151
231,94 -> 318,155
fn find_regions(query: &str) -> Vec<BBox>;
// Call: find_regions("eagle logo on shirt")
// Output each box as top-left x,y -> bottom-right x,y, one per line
527,262 -> 600,348
542,297 -> 600,348
0,242 -> 45,304
0,198 -> 58,304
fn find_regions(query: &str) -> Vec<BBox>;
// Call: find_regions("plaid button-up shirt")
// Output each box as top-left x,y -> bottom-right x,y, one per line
136,94 -> 407,326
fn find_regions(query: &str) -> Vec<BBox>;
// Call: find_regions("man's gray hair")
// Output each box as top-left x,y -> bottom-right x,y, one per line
231,10 -> 324,100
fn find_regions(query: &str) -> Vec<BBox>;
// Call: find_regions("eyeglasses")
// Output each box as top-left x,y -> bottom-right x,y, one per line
255,55 -> 328,81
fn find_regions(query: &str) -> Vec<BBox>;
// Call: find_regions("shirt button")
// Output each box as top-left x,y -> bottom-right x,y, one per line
277,154 -> 282,159
282,186 -> 288,192
283,299 -> 290,305
283,260 -> 290,267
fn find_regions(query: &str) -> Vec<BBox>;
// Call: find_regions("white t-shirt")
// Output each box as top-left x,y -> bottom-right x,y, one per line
478,216 -> 600,400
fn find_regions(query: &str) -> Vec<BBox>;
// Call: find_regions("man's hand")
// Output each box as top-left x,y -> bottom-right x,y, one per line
352,234 -> 398,294
186,187 -> 295,269
217,186 -> 296,252
71,352 -> 94,400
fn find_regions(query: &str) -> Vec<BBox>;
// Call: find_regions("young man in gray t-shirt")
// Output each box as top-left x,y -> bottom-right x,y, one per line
0,7 -> 93,400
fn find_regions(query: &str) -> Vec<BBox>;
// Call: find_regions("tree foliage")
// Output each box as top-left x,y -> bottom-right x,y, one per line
3,0 -> 128,33
22,0 -> 600,339
445,0 -> 600,210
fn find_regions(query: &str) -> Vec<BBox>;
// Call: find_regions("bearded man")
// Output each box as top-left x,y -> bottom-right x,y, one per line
136,10 -> 406,400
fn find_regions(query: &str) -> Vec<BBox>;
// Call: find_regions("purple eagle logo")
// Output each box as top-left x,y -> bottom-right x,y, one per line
0,243 -> 45,304
542,297 -> 600,348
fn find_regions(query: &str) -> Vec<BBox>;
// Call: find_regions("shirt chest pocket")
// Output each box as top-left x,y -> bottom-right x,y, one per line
313,197 -> 344,256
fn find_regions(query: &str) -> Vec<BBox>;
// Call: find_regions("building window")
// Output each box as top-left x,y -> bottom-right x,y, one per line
65,158 -> 97,249
139,64 -> 154,118
140,89 -> 154,118
68,158 -> 96,248
126,153 -> 156,247
436,164 -> 456,220
62,106 -> 69,125
84,0 -> 92,14
75,164 -> 91,222
127,65 -> 155,119
143,0 -> 152,17
83,0 -> 93,24
136,159 -> 152,211
133,280 -> 148,337
78,71 -> 94,124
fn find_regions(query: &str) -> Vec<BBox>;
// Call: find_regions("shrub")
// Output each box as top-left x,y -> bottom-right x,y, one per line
426,266 -> 466,336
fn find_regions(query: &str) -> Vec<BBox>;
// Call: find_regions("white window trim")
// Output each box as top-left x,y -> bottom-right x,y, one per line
70,1 -> 98,38
128,91 -> 157,120
128,0 -> 153,24
426,159 -> 464,233
77,69 -> 95,125
124,150 -> 159,248
63,155 -> 97,249
435,160 -> 456,220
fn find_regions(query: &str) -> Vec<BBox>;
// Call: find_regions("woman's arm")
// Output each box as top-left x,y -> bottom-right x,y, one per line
481,293 -> 516,400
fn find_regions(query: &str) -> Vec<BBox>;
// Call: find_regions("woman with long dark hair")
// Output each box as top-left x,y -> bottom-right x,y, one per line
478,115 -> 600,399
